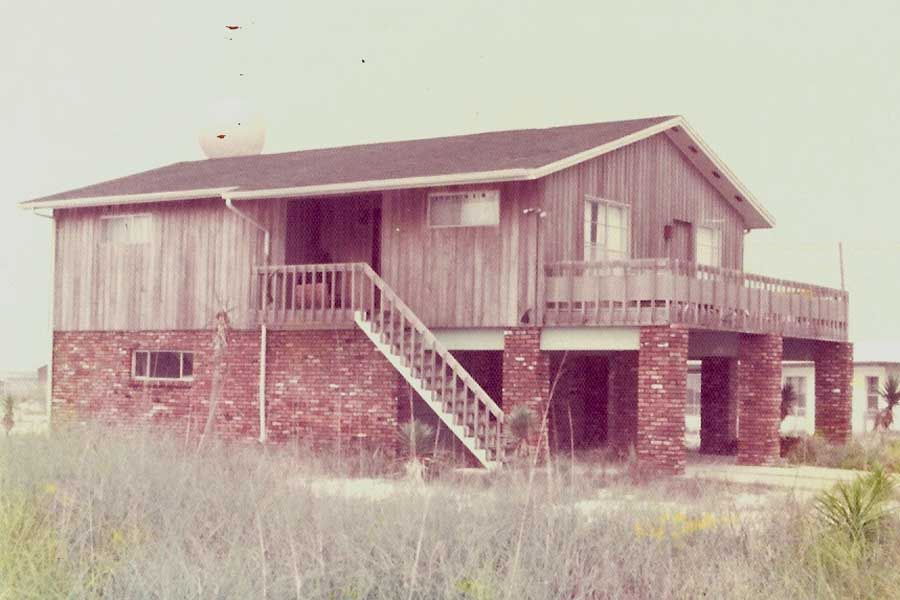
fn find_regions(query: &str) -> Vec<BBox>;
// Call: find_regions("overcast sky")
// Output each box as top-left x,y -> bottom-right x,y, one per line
3,0 -> 899,371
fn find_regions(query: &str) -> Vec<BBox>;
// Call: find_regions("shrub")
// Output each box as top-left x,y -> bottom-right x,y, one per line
814,467 -> 896,560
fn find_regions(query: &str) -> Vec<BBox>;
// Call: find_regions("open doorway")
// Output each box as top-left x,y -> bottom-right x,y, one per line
285,194 -> 382,272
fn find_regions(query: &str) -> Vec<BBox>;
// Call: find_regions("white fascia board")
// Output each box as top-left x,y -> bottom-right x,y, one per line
20,187 -> 239,210
529,117 -> 683,179
674,118 -> 775,229
224,169 -> 532,201
540,327 -> 640,351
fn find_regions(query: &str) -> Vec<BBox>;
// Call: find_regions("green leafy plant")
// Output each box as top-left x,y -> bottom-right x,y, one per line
780,382 -> 797,421
814,466 -> 896,560
875,375 -> 900,431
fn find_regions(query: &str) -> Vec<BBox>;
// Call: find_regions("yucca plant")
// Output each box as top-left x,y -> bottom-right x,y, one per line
875,375 -> 900,431
814,466 -> 897,559
780,382 -> 797,421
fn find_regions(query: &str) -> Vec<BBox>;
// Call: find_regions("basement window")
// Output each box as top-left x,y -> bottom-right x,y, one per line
100,214 -> 151,244
132,351 -> 194,381
428,190 -> 500,227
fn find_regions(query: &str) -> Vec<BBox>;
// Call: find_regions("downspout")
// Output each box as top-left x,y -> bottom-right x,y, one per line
222,196 -> 270,443
32,209 -> 55,427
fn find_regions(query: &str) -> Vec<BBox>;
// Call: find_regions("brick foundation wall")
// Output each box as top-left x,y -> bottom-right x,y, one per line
53,330 -> 261,440
502,328 -> 550,450
607,352 -> 638,454
265,329 -> 401,453
636,326 -> 688,474
814,341 -> 853,444
736,334 -> 782,465
53,328 -> 402,453
700,357 -> 734,454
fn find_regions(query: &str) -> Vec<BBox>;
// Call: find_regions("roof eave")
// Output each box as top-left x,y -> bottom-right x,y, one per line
19,187 -> 239,210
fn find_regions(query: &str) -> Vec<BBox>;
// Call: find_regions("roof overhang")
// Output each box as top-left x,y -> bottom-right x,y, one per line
19,117 -> 775,228
21,187 -> 238,210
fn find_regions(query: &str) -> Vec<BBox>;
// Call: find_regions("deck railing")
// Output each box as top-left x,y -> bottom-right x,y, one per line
543,259 -> 848,341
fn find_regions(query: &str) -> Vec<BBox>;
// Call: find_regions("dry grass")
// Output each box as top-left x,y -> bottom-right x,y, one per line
2,426 -> 899,599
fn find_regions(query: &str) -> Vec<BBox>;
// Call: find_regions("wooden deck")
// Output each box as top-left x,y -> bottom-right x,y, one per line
254,260 -> 849,342
543,259 -> 848,341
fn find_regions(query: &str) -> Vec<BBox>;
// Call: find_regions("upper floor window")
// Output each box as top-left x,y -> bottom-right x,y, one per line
584,196 -> 629,261
784,375 -> 808,416
866,376 -> 881,412
428,190 -> 500,228
100,214 -> 151,245
132,350 -> 194,381
695,225 -> 721,267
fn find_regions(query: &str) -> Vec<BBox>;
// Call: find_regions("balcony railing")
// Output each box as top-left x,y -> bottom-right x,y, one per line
543,259 -> 848,341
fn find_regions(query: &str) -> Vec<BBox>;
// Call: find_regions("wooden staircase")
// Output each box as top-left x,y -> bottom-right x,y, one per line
352,265 -> 505,468
253,262 -> 506,467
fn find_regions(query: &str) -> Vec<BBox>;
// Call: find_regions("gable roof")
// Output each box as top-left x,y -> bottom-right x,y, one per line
21,115 -> 774,228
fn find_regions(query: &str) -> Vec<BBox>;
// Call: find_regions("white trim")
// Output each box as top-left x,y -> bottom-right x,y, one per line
224,169 -> 530,201
667,119 -> 775,228
432,328 -> 506,350
530,117 -> 683,179
21,187 -> 238,210
258,324 -> 267,443
540,327 -> 639,351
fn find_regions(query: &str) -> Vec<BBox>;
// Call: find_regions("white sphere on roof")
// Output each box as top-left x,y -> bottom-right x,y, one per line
198,96 -> 266,159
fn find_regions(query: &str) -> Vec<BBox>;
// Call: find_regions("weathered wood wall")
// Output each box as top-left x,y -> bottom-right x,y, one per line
380,182 -> 535,327
53,132 -> 749,332
54,197 -> 286,331
539,133 -> 745,269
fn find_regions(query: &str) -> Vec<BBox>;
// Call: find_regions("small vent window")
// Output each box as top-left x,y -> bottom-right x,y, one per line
101,214 -> 151,245
428,190 -> 500,227
133,351 -> 194,381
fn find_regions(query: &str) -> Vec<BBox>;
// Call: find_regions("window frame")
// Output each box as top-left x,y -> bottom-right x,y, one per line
131,350 -> 195,382
99,213 -> 152,245
426,190 -> 500,229
583,195 -> 631,261
866,376 -> 881,412
695,224 -> 722,267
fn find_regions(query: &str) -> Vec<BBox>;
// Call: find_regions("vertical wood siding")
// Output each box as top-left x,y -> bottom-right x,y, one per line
540,133 -> 745,269
379,182 -> 530,328
54,197 -> 286,331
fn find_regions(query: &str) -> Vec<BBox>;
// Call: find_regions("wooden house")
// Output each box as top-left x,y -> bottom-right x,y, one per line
22,115 -> 853,473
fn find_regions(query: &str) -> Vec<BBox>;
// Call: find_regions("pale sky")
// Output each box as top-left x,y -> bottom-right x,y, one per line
3,0 -> 899,371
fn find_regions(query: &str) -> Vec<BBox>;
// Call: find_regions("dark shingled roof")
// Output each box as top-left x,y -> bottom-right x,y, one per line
25,116 -> 675,203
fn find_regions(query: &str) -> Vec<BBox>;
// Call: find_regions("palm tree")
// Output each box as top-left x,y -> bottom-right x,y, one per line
781,382 -> 797,422
875,375 -> 900,431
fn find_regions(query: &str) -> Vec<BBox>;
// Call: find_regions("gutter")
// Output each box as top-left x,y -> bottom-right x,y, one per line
223,196 -> 270,261
222,195 -> 271,443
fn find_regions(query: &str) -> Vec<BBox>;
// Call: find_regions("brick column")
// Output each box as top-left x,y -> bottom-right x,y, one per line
814,341 -> 853,444
736,334 -> 782,465
636,326 -> 689,474
502,328 -> 550,450
699,357 -> 734,454
607,352 -> 638,454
